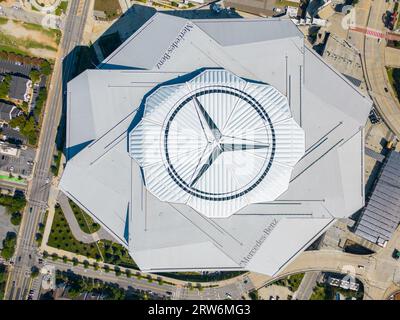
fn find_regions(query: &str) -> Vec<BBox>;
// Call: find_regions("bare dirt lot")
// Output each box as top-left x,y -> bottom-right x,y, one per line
0,19 -> 59,59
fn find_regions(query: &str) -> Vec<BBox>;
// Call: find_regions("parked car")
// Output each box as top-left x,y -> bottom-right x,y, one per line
392,249 -> 400,260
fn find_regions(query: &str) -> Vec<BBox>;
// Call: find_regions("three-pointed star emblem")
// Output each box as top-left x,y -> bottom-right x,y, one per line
190,96 -> 270,188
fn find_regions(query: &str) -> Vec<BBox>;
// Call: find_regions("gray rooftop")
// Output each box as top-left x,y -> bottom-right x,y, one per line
0,101 -> 21,122
9,75 -> 29,101
355,151 -> 400,246
60,13 -> 372,276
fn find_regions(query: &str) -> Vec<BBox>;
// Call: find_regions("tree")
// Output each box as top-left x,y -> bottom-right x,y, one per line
72,257 -> 79,266
10,212 -> 22,226
35,232 -> 43,244
29,69 -> 41,84
1,232 -> 17,260
62,256 -> 68,263
31,266 -> 40,278
51,253 -> 58,261
40,60 -> 52,76
20,101 -> 29,114
83,260 -> 89,269
0,74 -> 11,99
0,193 -> 26,213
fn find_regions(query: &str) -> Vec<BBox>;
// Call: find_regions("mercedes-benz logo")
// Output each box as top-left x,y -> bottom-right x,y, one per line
163,86 -> 276,201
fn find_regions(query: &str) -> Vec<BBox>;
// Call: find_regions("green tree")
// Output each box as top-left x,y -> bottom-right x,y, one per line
40,60 -> 52,76
29,69 -> 41,84
0,194 -> 26,213
0,74 -> 11,99
1,232 -> 17,260
10,212 -> 22,226
21,101 -> 29,113
31,266 -> 40,278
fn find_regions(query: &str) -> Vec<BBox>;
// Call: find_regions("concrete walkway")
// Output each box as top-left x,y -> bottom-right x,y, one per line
57,192 -> 116,243
57,192 -> 98,244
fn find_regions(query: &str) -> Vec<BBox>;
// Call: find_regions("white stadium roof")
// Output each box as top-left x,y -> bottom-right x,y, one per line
129,69 -> 305,218
60,13 -> 372,275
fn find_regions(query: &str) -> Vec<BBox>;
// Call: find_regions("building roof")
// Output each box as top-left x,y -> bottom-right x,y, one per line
60,14 -> 372,275
223,0 -> 276,17
9,75 -> 29,101
129,69 -> 305,218
0,101 -> 22,122
355,151 -> 400,246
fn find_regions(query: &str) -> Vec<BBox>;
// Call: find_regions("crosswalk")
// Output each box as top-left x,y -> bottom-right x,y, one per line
350,26 -> 400,41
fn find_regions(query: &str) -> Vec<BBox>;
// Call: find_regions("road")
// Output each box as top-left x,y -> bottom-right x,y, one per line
362,0 -> 400,137
0,5 -> 59,26
5,0 -> 91,300
294,271 -> 320,300
46,259 -> 253,300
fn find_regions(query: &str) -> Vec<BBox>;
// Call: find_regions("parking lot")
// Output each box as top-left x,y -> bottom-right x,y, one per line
0,146 -> 36,178
0,206 -> 18,249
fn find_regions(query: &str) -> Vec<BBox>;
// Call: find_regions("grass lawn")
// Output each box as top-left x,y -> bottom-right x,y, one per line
0,18 -> 60,58
55,1 -> 68,16
22,22 -> 62,45
0,27 -> 57,53
157,271 -> 245,282
68,199 -> 100,234
0,175 -> 26,184
310,284 -> 328,300
99,240 -> 138,269
0,44 -> 31,56
47,206 -> 102,260
387,67 -> 400,102
269,273 -> 305,292
48,205 -> 138,269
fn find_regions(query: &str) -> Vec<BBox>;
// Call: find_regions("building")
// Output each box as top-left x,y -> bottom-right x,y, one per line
0,101 -> 22,123
0,141 -> 20,157
354,151 -> 400,247
9,75 -> 31,102
223,0 -> 276,16
60,14 -> 372,276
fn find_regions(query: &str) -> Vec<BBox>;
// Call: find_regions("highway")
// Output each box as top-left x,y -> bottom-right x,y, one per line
5,0 -> 91,300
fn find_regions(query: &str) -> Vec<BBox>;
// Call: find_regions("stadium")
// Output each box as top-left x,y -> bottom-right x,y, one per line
60,13 -> 372,275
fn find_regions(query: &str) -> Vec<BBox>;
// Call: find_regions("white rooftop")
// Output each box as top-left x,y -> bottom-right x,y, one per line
129,69 -> 305,218
60,13 -> 372,276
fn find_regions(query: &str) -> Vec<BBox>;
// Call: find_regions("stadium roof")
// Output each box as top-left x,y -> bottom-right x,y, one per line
60,13 -> 372,275
129,69 -> 305,218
